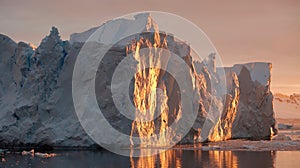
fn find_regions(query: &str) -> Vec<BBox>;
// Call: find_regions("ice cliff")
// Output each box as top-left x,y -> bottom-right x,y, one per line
0,14 -> 277,147
0,28 -> 94,147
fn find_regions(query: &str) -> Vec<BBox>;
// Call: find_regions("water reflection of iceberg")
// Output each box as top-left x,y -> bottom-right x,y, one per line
130,149 -> 276,168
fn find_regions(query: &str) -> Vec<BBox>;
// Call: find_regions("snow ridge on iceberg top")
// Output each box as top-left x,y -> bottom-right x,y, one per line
69,13 -> 159,44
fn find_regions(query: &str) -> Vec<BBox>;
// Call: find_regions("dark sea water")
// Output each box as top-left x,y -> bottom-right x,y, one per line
1,149 -> 300,168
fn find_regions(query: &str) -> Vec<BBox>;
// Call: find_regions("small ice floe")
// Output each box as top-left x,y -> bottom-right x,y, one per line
272,134 -> 292,141
210,146 -> 221,150
201,146 -> 210,151
278,124 -> 293,130
21,149 -> 56,158
35,152 -> 57,158
242,145 -> 256,150
21,149 -> 34,156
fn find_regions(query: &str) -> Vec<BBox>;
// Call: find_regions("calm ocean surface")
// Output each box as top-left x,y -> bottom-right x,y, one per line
1,149 -> 300,168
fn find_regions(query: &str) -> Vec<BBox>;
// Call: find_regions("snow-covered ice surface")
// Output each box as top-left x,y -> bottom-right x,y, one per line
271,93 -> 300,142
70,13 -> 158,45
274,93 -> 300,119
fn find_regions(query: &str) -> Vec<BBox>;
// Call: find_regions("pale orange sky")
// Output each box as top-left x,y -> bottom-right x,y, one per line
0,0 -> 299,94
